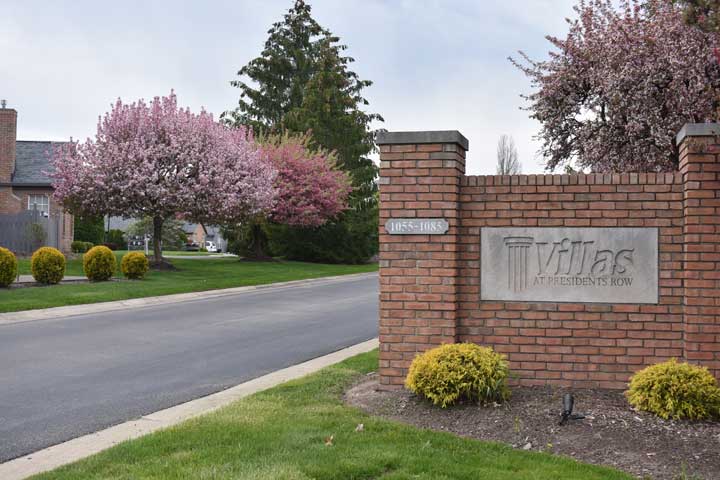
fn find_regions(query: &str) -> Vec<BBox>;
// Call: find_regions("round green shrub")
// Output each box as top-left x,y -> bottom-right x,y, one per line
83,245 -> 117,281
626,359 -> 720,420
0,247 -> 18,287
31,247 -> 66,285
121,252 -> 149,280
405,343 -> 510,408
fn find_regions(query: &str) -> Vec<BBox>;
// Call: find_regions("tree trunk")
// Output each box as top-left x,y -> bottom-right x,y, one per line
239,220 -> 274,262
252,221 -> 267,260
152,216 -> 164,264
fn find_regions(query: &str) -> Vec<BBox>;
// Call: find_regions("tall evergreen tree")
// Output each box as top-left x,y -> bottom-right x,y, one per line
73,215 -> 105,245
223,0 -> 328,131
224,0 -> 382,263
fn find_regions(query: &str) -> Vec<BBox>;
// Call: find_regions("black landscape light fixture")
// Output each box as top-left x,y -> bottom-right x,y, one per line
558,393 -> 585,426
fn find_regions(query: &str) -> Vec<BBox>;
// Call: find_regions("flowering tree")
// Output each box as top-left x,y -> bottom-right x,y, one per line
512,0 -> 720,172
51,92 -> 276,264
227,133 -> 351,260
677,0 -> 720,31
267,133 -> 351,226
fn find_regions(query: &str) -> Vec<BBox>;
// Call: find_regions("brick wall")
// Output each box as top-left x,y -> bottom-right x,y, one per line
678,125 -> 720,378
0,107 -> 16,183
0,108 -> 74,253
377,126 -> 720,390
0,108 -> 18,215
0,187 -> 23,215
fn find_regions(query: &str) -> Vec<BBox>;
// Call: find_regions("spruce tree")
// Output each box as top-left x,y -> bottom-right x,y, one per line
73,215 -> 105,245
224,0 -> 382,263
223,0 -> 328,131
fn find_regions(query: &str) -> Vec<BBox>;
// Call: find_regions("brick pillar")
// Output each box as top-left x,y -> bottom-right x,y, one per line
677,124 -> 720,379
376,131 -> 468,389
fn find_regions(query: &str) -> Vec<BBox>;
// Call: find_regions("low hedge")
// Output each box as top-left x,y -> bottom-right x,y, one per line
0,247 -> 18,287
31,247 -> 66,285
626,359 -> 720,420
121,252 -> 149,279
83,246 -> 117,281
406,343 -> 510,408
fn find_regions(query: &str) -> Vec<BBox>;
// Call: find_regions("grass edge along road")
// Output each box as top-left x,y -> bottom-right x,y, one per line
2,253 -> 377,313
32,350 -> 631,480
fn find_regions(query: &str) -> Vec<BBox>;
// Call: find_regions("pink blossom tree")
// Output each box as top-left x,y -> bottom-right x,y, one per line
512,0 -> 720,172
51,92 -> 276,265
267,133 -> 351,226
233,133 -> 351,260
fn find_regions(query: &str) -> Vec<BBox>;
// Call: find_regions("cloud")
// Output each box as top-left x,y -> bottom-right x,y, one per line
1,0 -> 578,173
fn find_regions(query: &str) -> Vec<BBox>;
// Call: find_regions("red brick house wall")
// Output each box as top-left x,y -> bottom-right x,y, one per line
377,127 -> 720,390
0,108 -> 20,216
0,106 -> 74,253
0,108 -> 16,184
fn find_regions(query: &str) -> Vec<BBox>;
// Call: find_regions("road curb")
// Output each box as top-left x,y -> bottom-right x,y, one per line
0,338 -> 379,480
0,272 -> 378,326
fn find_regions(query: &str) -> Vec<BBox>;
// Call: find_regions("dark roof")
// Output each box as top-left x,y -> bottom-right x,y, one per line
106,216 -> 137,232
183,223 -> 200,234
12,141 -> 65,186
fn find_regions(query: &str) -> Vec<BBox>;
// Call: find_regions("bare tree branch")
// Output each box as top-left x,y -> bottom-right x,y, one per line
496,134 -> 522,175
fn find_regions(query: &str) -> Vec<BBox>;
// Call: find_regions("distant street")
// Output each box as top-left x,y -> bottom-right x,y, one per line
0,274 -> 378,462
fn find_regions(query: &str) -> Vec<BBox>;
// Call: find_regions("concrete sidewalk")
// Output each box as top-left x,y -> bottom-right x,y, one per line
15,275 -> 86,284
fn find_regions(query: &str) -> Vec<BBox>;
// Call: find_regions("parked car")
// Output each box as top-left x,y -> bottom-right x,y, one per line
184,242 -> 200,252
205,241 -> 218,253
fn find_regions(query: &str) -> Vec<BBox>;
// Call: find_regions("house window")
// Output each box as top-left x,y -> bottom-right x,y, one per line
28,194 -> 49,215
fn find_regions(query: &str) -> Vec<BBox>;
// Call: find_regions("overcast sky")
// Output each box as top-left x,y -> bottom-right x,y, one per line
1,0 -> 577,175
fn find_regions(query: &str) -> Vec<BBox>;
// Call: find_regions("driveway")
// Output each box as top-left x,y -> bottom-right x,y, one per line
0,273 -> 378,462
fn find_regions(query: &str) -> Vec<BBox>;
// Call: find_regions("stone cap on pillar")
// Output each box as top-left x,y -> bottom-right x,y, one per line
676,123 -> 720,145
376,130 -> 469,151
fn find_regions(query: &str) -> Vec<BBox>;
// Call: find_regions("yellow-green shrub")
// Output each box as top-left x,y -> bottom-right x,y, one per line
405,343 -> 510,408
31,247 -> 65,285
121,252 -> 149,279
626,359 -> 720,420
0,247 -> 18,287
83,246 -> 116,281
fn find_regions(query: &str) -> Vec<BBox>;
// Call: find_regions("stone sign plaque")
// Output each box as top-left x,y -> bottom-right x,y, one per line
481,227 -> 659,304
385,218 -> 449,235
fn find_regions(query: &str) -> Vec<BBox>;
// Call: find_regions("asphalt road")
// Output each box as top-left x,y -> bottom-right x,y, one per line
0,274 -> 378,462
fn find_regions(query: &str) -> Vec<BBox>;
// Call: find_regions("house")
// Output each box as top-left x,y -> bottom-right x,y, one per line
107,216 -> 227,252
204,226 -> 227,252
182,223 -> 205,245
182,223 -> 227,252
0,103 -> 73,252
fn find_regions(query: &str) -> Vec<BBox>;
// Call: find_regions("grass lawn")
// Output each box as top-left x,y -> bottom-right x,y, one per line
32,350 -> 630,480
3,252 -> 376,313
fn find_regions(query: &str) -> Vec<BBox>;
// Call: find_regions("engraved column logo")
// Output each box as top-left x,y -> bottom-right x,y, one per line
503,235 -> 637,292
482,228 -> 658,304
504,237 -> 533,292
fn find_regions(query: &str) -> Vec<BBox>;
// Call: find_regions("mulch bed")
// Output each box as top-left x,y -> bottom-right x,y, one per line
345,374 -> 720,480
